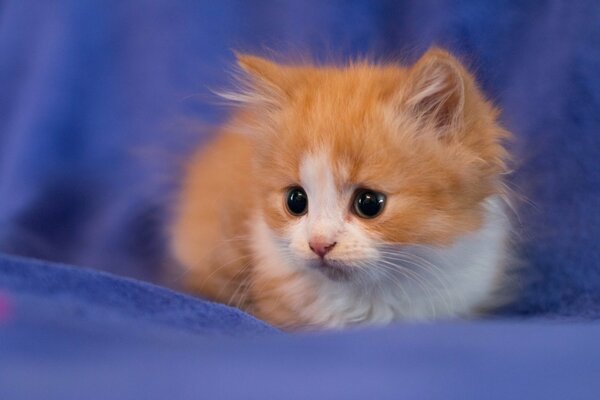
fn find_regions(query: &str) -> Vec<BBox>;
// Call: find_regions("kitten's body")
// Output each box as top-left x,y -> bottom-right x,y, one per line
171,49 -> 513,330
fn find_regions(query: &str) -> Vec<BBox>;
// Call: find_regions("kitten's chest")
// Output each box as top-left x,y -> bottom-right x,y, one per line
252,260 -> 491,329
250,268 -> 442,329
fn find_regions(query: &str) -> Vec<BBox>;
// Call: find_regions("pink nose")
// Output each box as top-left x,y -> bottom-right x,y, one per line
309,240 -> 337,258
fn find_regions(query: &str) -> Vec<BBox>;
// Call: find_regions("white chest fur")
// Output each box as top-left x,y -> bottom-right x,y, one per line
251,196 -> 511,328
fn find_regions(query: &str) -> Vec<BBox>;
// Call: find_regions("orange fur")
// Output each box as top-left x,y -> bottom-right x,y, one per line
170,48 -> 511,330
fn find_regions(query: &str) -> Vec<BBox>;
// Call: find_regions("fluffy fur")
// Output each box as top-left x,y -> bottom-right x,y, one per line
170,48 -> 514,330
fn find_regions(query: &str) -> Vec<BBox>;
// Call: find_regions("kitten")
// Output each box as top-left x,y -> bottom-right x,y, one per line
171,48 -> 513,330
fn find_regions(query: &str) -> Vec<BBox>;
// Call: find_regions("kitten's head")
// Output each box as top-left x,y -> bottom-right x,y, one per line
228,49 -> 509,281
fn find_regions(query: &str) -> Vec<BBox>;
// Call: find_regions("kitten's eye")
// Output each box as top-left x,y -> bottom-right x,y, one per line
286,186 -> 308,216
353,189 -> 386,219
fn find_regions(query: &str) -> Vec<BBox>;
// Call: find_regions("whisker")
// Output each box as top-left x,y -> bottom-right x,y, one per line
172,234 -> 253,274
197,252 -> 252,291
380,251 -> 454,293
378,248 -> 456,293
358,260 -> 412,310
379,251 -> 462,314
375,259 -> 438,316
226,263 -> 253,308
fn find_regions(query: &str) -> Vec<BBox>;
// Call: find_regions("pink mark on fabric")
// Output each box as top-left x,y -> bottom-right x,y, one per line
0,291 -> 12,324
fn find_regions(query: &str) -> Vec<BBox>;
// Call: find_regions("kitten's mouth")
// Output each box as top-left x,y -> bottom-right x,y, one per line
309,259 -> 352,281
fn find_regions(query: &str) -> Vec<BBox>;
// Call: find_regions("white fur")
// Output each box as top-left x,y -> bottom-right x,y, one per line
251,152 -> 511,328
299,151 -> 343,244
288,152 -> 379,264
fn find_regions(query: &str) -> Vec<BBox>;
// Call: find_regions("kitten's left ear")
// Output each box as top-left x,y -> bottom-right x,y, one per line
236,54 -> 287,87
233,53 -> 296,104
402,48 -> 470,134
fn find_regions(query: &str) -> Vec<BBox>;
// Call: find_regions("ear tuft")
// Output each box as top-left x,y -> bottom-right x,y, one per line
235,53 -> 282,83
214,53 -> 288,108
404,48 -> 467,132
234,52 -> 296,95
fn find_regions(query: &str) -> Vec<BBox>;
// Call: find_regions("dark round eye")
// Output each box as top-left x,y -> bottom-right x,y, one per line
353,189 -> 386,218
286,187 -> 308,216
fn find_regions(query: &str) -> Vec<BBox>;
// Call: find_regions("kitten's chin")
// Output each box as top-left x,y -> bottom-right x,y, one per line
306,259 -> 354,282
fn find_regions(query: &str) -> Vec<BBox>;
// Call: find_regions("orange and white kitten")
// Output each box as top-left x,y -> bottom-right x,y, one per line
171,48 -> 513,330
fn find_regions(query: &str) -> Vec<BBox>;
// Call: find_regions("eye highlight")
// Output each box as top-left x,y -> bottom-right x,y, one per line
285,186 -> 308,216
353,189 -> 386,219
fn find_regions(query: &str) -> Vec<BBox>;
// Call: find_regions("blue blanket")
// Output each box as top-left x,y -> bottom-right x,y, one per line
1,0 -> 600,398
1,253 -> 600,399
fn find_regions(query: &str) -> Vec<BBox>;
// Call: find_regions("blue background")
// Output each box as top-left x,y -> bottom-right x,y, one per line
1,1 -> 600,398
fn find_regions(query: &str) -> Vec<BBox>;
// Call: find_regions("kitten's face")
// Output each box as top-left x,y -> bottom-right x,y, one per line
234,50 -> 508,281
280,151 -> 385,280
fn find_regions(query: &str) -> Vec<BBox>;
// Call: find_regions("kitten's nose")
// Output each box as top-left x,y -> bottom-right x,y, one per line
309,240 -> 337,258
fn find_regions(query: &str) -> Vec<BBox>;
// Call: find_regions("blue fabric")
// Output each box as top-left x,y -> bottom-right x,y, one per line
1,0 -> 600,398
0,253 -> 274,336
1,254 -> 599,399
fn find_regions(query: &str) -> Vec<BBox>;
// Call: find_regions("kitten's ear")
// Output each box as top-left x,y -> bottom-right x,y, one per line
402,48 -> 468,134
236,54 -> 285,86
231,53 -> 295,105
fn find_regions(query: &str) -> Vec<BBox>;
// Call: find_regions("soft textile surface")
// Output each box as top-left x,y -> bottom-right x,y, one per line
1,0 -> 600,398
0,253 -> 274,336
1,254 -> 599,399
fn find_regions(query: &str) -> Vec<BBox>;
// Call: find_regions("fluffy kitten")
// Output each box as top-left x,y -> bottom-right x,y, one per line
171,48 -> 513,330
